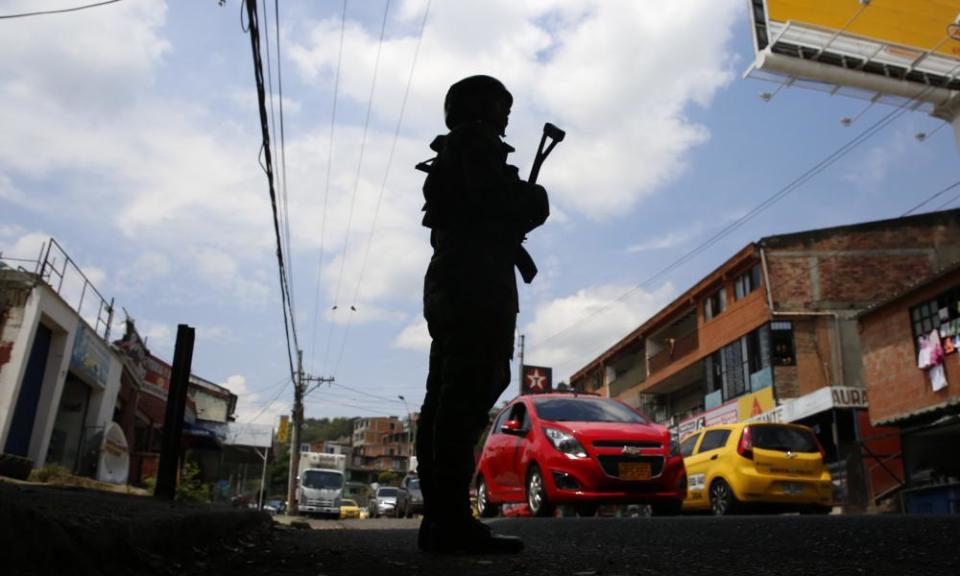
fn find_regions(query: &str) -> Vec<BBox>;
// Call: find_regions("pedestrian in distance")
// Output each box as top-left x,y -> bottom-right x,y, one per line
415,74 -> 549,554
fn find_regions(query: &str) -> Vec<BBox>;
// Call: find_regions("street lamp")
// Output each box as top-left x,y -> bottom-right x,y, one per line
398,395 -> 416,471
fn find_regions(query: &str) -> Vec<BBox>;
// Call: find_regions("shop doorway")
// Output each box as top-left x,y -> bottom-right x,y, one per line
46,374 -> 92,472
4,324 -> 53,457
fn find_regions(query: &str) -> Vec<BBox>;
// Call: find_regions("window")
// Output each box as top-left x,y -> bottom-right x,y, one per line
532,397 -> 648,424
704,288 -> 726,321
493,408 -> 511,433
910,285 -> 960,353
734,265 -> 762,301
679,434 -> 700,457
504,402 -> 530,430
771,321 -> 796,366
696,429 -> 731,453
750,425 -> 819,453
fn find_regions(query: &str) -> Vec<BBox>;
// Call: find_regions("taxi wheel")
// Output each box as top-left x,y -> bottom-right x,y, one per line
477,477 -> 500,518
709,478 -> 738,516
526,465 -> 556,517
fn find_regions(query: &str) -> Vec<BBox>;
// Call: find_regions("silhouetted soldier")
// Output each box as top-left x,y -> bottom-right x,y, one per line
415,75 -> 549,554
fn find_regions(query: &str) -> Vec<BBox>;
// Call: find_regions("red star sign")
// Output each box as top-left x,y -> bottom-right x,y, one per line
526,368 -> 547,392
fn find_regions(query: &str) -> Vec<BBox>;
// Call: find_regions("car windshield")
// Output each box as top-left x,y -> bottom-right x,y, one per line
378,487 -> 398,497
341,499 -> 356,507
532,397 -> 648,424
302,470 -> 344,490
751,425 -> 819,453
407,479 -> 420,490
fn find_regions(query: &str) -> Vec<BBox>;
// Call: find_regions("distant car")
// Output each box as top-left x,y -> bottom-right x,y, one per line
370,486 -> 399,518
339,498 -> 362,519
262,499 -> 285,515
680,422 -> 833,515
475,393 -> 687,518
395,474 -> 424,518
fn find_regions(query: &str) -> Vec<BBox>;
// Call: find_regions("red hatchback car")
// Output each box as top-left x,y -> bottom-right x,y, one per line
476,393 -> 687,517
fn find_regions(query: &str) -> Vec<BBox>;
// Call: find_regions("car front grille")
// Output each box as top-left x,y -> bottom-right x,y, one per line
592,440 -> 662,449
597,455 -> 665,479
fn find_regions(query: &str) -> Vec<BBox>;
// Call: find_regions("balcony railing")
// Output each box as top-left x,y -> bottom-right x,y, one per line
648,330 -> 699,375
37,238 -> 114,340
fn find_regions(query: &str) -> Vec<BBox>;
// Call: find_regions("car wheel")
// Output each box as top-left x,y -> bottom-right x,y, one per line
526,465 -> 556,517
477,477 -> 500,518
651,501 -> 683,516
709,478 -> 737,516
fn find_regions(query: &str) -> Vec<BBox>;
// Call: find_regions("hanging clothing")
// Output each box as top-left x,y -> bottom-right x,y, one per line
918,336 -> 932,369
930,363 -> 949,392
929,329 -> 944,366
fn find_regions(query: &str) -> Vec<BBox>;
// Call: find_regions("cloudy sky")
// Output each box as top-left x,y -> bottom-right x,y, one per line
2,0 -> 958,428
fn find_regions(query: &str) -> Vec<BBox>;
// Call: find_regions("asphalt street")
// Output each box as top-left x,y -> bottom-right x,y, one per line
174,515 -> 959,576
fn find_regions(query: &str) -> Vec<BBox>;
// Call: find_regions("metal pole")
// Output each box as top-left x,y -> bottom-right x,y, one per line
155,324 -> 195,500
518,334 -> 525,394
286,349 -> 304,515
258,447 -> 269,511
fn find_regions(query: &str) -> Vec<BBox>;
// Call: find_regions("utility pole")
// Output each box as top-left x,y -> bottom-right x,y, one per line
285,349 -> 334,516
517,334 -> 525,394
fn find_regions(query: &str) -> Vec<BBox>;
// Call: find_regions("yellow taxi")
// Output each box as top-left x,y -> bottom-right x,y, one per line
679,422 -> 833,515
339,498 -> 362,520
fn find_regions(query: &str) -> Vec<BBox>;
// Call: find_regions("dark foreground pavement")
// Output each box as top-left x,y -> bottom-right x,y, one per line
3,479 -> 959,576
189,515 -> 960,576
0,480 -> 270,576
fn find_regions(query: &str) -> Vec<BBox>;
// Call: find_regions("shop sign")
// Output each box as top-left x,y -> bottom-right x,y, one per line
748,386 -> 869,424
70,325 -> 111,389
677,387 -> 776,437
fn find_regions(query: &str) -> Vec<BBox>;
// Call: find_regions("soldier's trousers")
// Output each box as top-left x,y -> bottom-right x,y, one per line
416,307 -> 515,523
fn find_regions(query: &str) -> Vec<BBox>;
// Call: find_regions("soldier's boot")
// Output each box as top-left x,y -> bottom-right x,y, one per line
418,516 -> 523,555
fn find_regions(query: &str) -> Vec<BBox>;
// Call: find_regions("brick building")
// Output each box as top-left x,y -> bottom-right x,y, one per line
349,416 -> 412,483
860,263 -> 960,513
570,209 -> 960,509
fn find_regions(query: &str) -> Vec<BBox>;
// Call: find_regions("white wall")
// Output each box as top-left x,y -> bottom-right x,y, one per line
0,283 -> 79,464
1,281 -> 121,468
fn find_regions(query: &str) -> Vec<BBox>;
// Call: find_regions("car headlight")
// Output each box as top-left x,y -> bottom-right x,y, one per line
669,432 -> 680,457
544,427 -> 588,458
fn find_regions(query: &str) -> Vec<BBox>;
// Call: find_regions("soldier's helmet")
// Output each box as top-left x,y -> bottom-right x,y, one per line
444,75 -> 513,133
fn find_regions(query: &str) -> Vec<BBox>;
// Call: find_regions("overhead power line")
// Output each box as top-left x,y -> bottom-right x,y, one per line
325,0 -> 392,377
244,0 -> 299,381
330,0 -> 392,310
0,0 -> 122,20
310,0 -> 349,374
530,68 -> 953,358
332,0 -> 433,380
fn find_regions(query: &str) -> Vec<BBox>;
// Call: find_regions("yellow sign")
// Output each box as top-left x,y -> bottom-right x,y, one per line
766,0 -> 960,57
737,386 -> 775,421
277,415 -> 289,444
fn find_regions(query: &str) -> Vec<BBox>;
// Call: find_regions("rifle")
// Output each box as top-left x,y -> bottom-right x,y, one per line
516,122 -> 565,284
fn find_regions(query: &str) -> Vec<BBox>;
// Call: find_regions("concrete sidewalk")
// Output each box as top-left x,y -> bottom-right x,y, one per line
0,479 -> 271,576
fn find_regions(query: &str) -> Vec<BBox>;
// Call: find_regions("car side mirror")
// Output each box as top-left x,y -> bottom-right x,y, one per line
501,419 -> 525,435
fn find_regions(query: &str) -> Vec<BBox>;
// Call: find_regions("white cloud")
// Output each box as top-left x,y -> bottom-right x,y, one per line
224,374 -> 290,426
196,324 -> 235,342
522,282 -> 676,382
143,322 -> 174,353
289,0 -> 741,220
0,232 -> 48,262
392,317 -> 430,352
627,225 -> 704,254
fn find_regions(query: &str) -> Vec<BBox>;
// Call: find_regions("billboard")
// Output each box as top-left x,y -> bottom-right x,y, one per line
521,365 -> 553,395
746,0 -> 960,114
